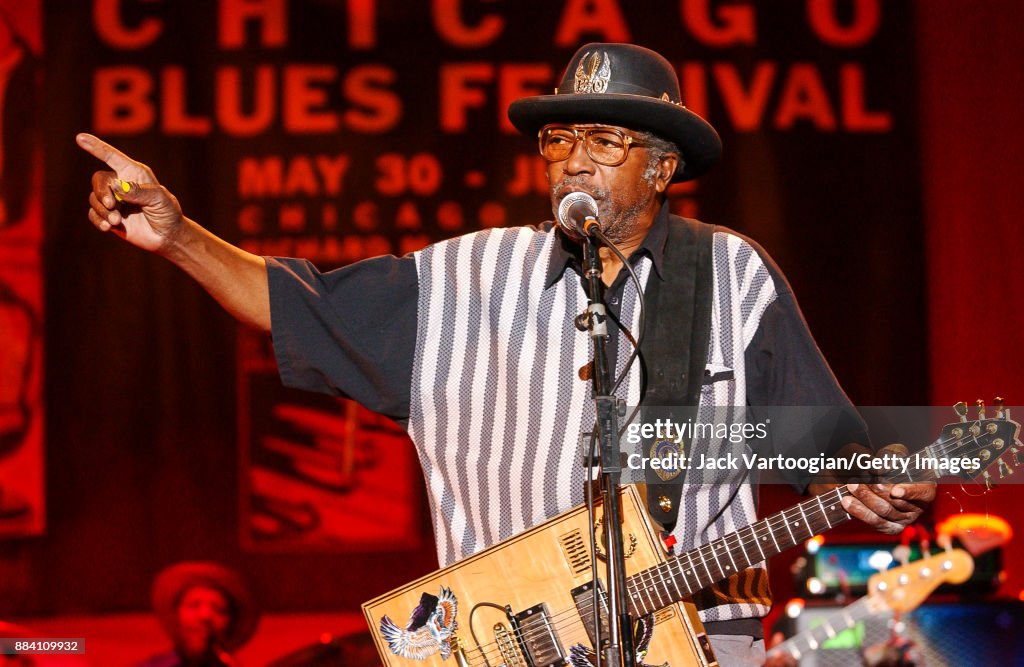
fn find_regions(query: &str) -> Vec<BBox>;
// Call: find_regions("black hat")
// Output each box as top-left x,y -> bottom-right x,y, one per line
508,43 -> 721,182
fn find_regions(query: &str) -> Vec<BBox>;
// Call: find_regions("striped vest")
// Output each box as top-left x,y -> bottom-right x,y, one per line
409,225 -> 778,622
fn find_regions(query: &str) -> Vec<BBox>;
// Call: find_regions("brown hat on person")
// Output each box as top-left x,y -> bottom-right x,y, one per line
508,43 -> 721,182
151,561 -> 260,650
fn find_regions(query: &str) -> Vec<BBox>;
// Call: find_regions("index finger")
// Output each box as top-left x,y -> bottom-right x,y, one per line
76,133 -> 137,172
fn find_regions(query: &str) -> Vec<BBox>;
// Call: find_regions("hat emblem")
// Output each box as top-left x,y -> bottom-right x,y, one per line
573,51 -> 611,94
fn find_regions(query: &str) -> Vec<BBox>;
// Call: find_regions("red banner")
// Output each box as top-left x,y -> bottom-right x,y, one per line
0,0 -> 43,539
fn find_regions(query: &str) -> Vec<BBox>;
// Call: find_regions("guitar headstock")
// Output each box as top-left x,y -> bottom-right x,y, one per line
866,549 -> 973,613
933,398 -> 1022,487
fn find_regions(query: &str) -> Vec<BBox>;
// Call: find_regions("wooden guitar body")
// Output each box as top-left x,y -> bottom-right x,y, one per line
363,485 -> 717,666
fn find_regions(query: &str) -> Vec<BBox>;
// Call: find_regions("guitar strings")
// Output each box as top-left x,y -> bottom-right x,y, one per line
459,487 -> 929,666
450,488 -> 853,665
632,425 -> 994,620
445,427 -> 996,664
649,424 -> 995,593
457,462 -> 951,663
461,475 -> 945,663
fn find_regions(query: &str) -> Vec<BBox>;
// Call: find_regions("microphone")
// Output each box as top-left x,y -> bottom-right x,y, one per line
201,620 -> 236,666
557,192 -> 600,236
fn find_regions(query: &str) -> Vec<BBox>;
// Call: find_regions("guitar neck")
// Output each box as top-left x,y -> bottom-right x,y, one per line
625,460 -> 942,618
773,595 -> 885,659
625,487 -> 851,616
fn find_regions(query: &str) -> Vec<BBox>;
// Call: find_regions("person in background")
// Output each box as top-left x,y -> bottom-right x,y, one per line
136,562 -> 259,667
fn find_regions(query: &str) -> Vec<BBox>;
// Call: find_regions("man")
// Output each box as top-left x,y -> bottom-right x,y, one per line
81,43 -> 933,666
136,561 -> 259,667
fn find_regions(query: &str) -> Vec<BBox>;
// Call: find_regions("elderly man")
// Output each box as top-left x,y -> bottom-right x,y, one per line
81,43 -> 933,666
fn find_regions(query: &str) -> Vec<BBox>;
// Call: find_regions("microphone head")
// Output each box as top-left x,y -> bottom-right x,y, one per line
557,192 -> 599,234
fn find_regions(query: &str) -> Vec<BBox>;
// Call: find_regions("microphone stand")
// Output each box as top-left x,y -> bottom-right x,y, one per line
579,225 -> 635,667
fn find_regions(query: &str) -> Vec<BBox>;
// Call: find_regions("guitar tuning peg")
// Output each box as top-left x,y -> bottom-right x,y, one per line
994,397 -> 1005,418
976,399 -> 986,420
954,401 -> 968,422
983,470 -> 993,490
998,459 -> 1013,479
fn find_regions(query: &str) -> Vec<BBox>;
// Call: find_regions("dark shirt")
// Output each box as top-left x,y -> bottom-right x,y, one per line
267,207 -> 861,444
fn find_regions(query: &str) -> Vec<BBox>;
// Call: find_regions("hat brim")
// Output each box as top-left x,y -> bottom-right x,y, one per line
508,93 -> 722,182
152,562 -> 260,650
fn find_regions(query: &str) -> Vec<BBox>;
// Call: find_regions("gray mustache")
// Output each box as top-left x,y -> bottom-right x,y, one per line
551,177 -> 609,200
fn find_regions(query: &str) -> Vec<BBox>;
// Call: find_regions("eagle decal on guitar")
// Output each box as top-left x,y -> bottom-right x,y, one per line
379,587 -> 459,661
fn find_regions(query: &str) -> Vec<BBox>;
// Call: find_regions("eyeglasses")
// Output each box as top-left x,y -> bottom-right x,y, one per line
537,125 -> 647,166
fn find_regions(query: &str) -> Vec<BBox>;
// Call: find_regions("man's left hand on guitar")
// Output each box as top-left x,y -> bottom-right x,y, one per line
842,479 -> 936,534
811,443 -> 937,535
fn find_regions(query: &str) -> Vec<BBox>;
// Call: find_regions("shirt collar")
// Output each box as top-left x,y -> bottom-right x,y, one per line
544,200 -> 669,288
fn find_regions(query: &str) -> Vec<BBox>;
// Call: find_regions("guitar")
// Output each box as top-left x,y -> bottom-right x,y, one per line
767,549 -> 974,662
363,404 -> 1020,666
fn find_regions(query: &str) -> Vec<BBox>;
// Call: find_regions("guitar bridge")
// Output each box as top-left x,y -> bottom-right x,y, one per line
494,623 -> 527,667
513,603 -> 566,666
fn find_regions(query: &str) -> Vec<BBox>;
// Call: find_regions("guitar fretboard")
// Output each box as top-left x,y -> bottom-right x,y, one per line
622,463 -> 943,618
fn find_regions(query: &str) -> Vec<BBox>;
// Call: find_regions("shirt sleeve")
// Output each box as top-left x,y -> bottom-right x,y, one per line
744,253 -> 870,485
265,254 -> 418,422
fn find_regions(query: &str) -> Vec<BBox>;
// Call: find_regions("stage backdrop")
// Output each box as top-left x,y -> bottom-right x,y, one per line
17,0 -> 932,615
0,0 -> 44,542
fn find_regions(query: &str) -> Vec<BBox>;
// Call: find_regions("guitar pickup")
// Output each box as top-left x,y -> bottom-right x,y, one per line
513,603 -> 565,667
571,581 -> 610,650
